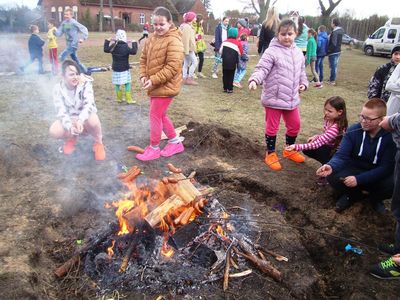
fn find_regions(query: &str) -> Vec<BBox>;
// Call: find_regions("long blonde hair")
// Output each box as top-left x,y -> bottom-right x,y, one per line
263,7 -> 280,31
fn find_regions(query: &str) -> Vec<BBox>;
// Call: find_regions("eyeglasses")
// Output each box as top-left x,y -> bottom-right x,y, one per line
358,114 -> 382,123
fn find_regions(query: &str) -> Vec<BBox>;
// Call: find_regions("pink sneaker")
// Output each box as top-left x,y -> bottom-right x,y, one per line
160,142 -> 184,157
136,146 -> 160,161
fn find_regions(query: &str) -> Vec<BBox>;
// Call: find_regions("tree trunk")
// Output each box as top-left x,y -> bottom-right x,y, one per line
109,0 -> 115,33
99,0 -> 103,32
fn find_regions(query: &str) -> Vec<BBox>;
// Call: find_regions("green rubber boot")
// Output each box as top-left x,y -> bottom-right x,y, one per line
125,91 -> 136,104
116,90 -> 123,102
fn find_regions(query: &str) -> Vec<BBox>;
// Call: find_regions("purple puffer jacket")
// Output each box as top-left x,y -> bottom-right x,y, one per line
249,38 -> 308,110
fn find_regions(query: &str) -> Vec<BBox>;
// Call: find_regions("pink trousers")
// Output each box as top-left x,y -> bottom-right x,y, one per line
264,107 -> 300,137
150,97 -> 176,146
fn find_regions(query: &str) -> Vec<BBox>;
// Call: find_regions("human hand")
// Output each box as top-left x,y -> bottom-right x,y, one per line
248,81 -> 257,90
379,116 -> 393,131
71,120 -> 83,135
307,135 -> 318,143
316,164 -> 332,177
140,77 -> 148,85
299,84 -> 306,93
285,145 -> 295,151
79,39 -> 84,44
142,79 -> 152,90
342,176 -> 357,187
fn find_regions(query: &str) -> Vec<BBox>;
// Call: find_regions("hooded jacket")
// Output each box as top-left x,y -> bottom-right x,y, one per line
139,27 -> 184,97
248,38 -> 308,110
327,26 -> 344,55
368,60 -> 398,102
327,123 -> 396,185
53,74 -> 97,131
104,40 -> 138,72
28,33 -> 45,58
317,31 -> 328,57
179,22 -> 196,54
55,18 -> 88,49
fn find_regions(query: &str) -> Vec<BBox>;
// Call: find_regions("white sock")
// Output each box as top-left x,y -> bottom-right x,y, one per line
169,136 -> 181,144
150,145 -> 159,149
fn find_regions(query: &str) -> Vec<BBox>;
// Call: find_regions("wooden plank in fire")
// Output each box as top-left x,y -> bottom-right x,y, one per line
144,194 -> 186,228
166,173 -> 202,204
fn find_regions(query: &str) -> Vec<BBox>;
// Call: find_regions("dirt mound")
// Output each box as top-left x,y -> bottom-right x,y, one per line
184,121 -> 263,160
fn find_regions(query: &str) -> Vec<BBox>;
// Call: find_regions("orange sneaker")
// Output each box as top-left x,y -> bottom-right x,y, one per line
283,149 -> 305,163
63,138 -> 77,155
265,152 -> 282,171
93,143 -> 106,161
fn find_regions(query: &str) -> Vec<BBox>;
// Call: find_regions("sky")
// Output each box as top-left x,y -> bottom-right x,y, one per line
0,0 -> 397,19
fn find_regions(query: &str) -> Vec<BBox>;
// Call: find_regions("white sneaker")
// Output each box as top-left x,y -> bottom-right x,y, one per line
212,73 -> 218,79
192,73 -> 198,79
197,72 -> 206,78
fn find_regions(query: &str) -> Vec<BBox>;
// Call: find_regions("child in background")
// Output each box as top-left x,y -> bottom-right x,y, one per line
49,60 -> 106,160
194,14 -> 207,78
248,19 -> 308,171
138,22 -> 150,44
104,29 -> 138,104
47,19 -> 58,75
137,6 -> 185,161
20,25 -> 45,74
316,25 -> 328,83
220,27 -> 243,93
286,96 -> 347,184
180,11 -> 198,85
233,33 -> 249,89
55,7 -> 88,74
306,28 -> 322,88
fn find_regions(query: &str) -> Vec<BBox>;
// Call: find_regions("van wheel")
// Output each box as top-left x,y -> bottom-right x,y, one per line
364,46 -> 373,56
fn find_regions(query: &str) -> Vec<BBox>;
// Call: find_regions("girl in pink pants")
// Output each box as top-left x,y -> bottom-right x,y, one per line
137,7 -> 185,161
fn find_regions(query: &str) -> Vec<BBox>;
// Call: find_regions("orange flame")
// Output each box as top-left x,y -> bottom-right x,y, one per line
161,241 -> 174,258
216,225 -> 226,237
222,211 -> 229,219
107,240 -> 115,258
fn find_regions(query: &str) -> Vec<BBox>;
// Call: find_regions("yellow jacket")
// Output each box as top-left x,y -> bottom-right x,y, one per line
140,27 -> 184,97
47,27 -> 57,49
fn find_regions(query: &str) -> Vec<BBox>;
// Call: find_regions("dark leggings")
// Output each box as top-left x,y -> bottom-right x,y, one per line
138,33 -> 148,43
303,145 -> 333,165
392,152 -> 400,252
197,51 -> 204,73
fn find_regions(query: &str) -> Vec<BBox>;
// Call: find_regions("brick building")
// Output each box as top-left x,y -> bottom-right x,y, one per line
37,0 -> 208,30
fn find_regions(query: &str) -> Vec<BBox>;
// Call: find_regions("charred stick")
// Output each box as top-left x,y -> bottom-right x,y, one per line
119,237 -> 136,273
54,223 -> 118,278
254,244 -> 289,262
223,247 -> 231,291
233,245 -> 282,282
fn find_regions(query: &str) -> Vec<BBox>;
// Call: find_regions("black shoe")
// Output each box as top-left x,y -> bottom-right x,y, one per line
372,201 -> 388,214
378,243 -> 397,255
369,257 -> 400,279
335,194 -> 352,213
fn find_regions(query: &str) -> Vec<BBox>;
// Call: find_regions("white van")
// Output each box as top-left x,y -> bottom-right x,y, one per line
363,18 -> 400,56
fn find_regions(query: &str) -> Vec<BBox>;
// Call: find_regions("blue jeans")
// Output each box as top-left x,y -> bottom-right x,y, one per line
234,67 -> 246,83
316,56 -> 325,82
23,55 -> 44,73
328,53 -> 340,82
60,46 -> 87,73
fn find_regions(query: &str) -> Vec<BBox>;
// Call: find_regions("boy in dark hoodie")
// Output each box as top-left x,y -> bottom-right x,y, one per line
368,112 -> 400,280
316,98 -> 395,213
219,27 -> 243,93
20,25 -> 45,74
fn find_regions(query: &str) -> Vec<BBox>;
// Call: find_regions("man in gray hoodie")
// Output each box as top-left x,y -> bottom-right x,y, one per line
326,18 -> 344,85
56,8 -> 88,73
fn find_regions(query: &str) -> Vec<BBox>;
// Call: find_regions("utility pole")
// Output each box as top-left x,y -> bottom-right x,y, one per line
99,0 -> 103,32
109,0 -> 115,32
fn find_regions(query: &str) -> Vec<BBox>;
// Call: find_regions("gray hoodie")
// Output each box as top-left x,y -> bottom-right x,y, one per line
389,113 -> 400,149
56,18 -> 88,49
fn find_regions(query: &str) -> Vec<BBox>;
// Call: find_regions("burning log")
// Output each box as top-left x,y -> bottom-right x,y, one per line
144,195 -> 187,228
166,173 -> 202,204
54,222 -> 118,278
119,237 -> 136,273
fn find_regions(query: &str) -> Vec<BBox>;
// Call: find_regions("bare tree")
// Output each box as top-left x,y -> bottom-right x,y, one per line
109,0 -> 115,32
247,0 -> 278,23
201,0 -> 212,12
99,0 -> 103,32
318,0 -> 343,17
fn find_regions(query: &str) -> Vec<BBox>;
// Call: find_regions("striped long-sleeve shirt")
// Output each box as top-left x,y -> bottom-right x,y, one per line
294,120 -> 339,151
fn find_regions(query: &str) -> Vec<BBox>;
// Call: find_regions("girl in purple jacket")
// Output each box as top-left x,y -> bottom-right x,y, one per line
249,19 -> 308,171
